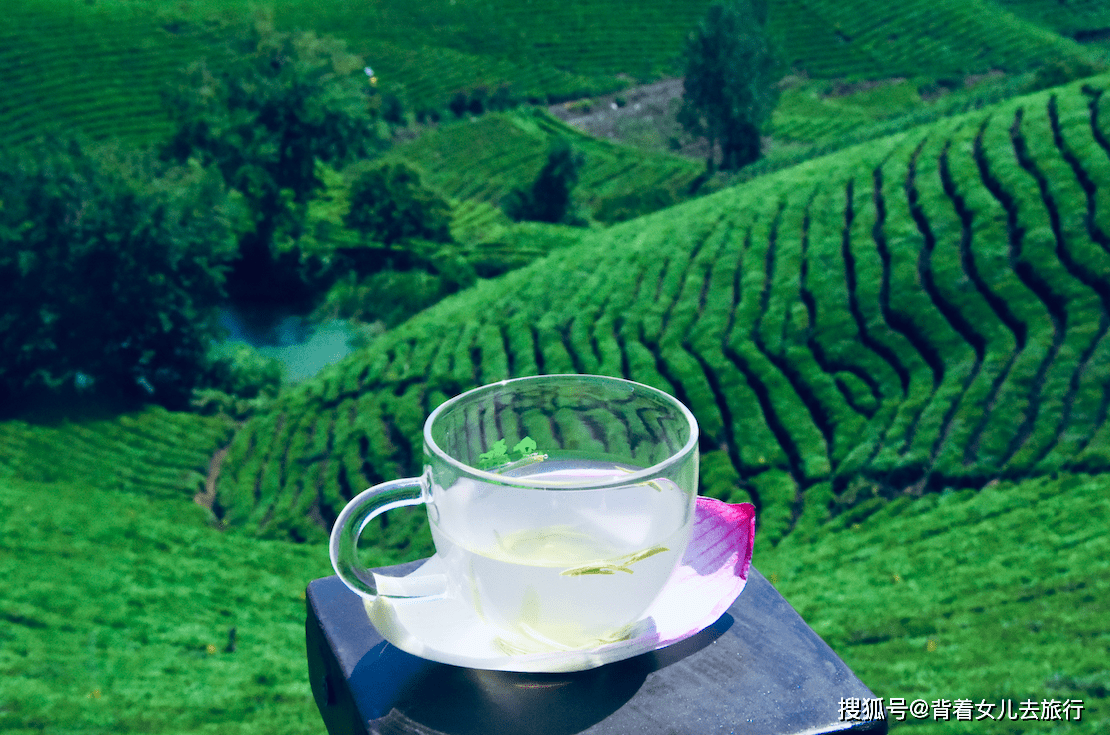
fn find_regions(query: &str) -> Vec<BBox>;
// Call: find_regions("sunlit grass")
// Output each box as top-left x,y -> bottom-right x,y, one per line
0,477 -> 334,735
759,473 -> 1110,733
2,421 -> 1108,733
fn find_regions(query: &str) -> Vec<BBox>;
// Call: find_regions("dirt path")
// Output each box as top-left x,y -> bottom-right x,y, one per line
194,445 -> 229,516
547,77 -> 711,160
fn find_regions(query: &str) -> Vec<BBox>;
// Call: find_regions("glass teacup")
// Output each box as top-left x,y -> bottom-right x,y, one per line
330,374 -> 699,653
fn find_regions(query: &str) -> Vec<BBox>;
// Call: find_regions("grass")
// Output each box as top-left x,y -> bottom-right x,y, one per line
760,472 -> 1110,733
0,405 -> 343,734
2,447 -> 1104,732
0,475 -> 335,735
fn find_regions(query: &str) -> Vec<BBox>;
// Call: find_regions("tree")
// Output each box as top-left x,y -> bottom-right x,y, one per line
502,138 -> 586,225
0,138 -> 238,409
161,16 -> 379,302
341,162 -> 474,295
678,0 -> 780,172
344,162 -> 453,248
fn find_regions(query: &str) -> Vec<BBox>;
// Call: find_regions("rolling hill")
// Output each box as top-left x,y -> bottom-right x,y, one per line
212,75 -> 1110,552
1,0 -> 1103,150
4,5 -> 1110,734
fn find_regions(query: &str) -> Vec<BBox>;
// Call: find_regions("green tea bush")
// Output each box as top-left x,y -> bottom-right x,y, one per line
218,76 -> 1110,548
502,138 -> 587,225
312,269 -> 454,329
191,343 -> 284,419
344,162 -> 453,249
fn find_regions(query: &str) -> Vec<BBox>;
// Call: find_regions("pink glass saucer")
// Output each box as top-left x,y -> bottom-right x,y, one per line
362,496 -> 756,673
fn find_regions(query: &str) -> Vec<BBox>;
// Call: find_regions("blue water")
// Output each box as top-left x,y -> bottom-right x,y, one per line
217,304 -> 358,383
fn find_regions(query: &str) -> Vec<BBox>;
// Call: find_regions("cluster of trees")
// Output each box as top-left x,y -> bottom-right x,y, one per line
0,2 -> 780,412
501,139 -> 587,226
160,18 -> 385,304
0,17 -> 459,410
0,140 -> 238,410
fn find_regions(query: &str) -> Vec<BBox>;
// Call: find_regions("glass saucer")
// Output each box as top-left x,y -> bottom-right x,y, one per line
362,497 -> 756,673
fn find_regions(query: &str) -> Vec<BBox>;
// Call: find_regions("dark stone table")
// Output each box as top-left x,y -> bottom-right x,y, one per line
306,562 -> 888,735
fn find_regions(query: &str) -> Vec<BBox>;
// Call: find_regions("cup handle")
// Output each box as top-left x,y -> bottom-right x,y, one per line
329,477 -> 446,600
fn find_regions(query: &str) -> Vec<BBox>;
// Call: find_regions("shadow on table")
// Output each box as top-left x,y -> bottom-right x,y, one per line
352,614 -> 734,735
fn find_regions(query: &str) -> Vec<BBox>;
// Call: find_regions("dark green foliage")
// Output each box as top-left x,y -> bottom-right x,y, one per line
449,91 -> 469,118
380,92 -> 406,126
489,84 -> 515,112
0,137 -> 237,409
161,17 -> 379,301
314,270 -> 456,329
191,343 -> 284,419
678,0 -> 780,171
1032,58 -> 1105,93
299,160 -> 473,325
502,138 -> 586,225
344,162 -> 453,248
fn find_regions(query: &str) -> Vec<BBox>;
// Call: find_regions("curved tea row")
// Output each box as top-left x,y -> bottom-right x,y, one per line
215,77 -> 1110,547
2,0 -> 1099,149
0,407 -> 233,500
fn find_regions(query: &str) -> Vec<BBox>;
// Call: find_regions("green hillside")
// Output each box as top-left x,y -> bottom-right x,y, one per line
0,478 -> 337,735
4,3 -> 1109,734
769,0 -> 1093,79
760,471 -> 1110,733
2,0 -> 1103,150
4,446 -> 1105,733
212,75 -> 1110,550
992,0 -> 1110,37
306,107 -> 702,252
393,109 -> 703,237
0,407 -> 233,500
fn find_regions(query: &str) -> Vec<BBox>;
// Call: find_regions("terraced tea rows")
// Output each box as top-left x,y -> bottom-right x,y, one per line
0,407 -> 234,501
391,109 -> 701,237
770,0 -> 1092,80
3,0 -> 1101,150
214,76 -> 1110,548
993,0 -> 1110,37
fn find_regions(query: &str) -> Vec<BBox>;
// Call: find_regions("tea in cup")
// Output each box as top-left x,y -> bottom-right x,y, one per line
330,374 -> 699,653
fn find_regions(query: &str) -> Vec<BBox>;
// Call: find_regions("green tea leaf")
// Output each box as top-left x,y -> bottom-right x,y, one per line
477,439 -> 508,469
623,545 -> 669,564
561,566 -> 617,576
478,436 -> 545,470
512,436 -> 538,455
560,545 -> 670,576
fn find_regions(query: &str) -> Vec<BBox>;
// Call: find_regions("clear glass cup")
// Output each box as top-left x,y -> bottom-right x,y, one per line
330,374 -> 700,651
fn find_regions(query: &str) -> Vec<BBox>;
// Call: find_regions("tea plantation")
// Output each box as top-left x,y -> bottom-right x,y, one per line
3,425 -> 1106,733
214,76 -> 1110,547
389,109 -> 702,236
1,0 -> 1100,149
4,1 -> 1110,733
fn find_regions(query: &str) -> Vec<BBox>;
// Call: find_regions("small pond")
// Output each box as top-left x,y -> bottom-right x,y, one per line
217,303 -> 361,383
